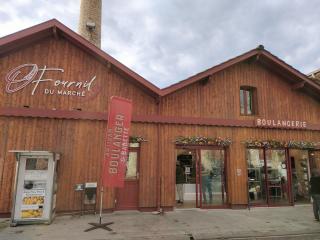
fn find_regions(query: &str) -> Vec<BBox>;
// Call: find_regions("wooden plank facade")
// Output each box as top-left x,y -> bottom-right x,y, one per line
0,20 -> 319,215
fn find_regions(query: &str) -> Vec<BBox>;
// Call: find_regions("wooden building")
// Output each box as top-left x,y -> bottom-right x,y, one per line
0,19 -> 319,217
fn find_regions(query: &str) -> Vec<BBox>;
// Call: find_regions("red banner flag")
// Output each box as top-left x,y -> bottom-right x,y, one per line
102,96 -> 133,188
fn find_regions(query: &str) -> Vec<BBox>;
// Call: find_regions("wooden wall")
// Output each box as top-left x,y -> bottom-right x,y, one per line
0,117 -> 158,213
1,34 -> 319,214
158,61 -> 320,207
0,36 -> 159,213
160,62 -> 320,121
0,37 -> 158,114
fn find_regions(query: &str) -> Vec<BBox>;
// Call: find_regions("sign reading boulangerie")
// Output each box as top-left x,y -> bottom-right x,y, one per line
256,118 -> 307,129
102,96 -> 133,188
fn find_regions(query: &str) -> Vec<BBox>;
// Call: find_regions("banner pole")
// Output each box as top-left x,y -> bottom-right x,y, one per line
99,186 -> 103,224
84,185 -> 114,232
85,96 -> 132,232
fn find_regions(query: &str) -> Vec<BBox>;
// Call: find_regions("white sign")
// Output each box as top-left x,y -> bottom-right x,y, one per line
23,189 -> 45,197
21,205 -> 41,210
85,182 -> 97,188
5,64 -> 97,97
256,118 -> 307,129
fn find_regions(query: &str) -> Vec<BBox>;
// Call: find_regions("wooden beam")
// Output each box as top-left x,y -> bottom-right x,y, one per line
255,53 -> 260,61
199,76 -> 209,86
52,26 -> 59,40
245,54 -> 261,65
258,58 -> 296,84
106,61 -> 112,73
292,81 -> 306,90
1,107 -> 320,131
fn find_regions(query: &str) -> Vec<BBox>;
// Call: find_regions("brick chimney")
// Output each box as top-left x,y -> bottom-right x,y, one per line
78,0 -> 102,48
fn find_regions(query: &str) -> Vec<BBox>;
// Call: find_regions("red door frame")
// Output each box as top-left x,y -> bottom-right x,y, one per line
247,147 -> 293,207
115,146 -> 140,210
176,145 -> 229,209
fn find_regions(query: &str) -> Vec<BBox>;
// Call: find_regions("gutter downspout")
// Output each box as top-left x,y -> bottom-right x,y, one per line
156,96 -> 162,212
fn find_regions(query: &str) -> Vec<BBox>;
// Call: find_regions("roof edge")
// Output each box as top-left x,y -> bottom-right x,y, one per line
1,20 -> 320,101
0,19 -> 58,46
160,48 -> 260,96
160,46 -> 320,98
0,19 -> 161,97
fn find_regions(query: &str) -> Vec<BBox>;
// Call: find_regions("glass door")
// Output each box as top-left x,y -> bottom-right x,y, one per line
247,148 -> 291,206
198,149 -> 226,208
175,149 -> 197,209
247,149 -> 267,205
265,149 -> 290,205
290,150 -> 311,204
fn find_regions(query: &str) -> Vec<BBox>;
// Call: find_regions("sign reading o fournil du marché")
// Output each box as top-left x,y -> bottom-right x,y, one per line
256,118 -> 307,129
5,64 -> 96,97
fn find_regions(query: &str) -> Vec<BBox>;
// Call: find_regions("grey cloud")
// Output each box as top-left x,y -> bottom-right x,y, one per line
0,10 -> 10,22
102,1 -> 320,87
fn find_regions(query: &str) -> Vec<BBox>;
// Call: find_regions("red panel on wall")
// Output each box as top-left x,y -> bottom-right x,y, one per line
116,181 -> 139,210
102,96 -> 133,188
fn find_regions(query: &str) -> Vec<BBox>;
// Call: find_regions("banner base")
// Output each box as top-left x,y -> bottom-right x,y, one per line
84,221 -> 114,232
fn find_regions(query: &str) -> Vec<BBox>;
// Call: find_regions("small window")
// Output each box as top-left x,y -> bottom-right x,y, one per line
240,86 -> 257,115
125,144 -> 140,180
125,152 -> 138,179
25,158 -> 48,170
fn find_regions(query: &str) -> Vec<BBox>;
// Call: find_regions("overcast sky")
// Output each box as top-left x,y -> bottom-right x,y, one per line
0,0 -> 319,88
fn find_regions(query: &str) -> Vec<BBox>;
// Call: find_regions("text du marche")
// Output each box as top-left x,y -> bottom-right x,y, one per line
5,64 -> 96,97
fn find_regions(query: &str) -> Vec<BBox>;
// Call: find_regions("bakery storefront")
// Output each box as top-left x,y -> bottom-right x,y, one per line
246,143 -> 320,207
244,119 -> 320,207
0,20 -> 320,219
173,138 -> 320,210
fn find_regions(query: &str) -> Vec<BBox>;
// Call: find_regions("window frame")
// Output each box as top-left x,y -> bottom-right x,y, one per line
240,86 -> 257,116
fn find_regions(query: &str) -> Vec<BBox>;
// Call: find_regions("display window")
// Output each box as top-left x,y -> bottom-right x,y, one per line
247,148 -> 291,206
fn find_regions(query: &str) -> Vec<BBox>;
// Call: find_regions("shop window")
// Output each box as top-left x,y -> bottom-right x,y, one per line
240,86 -> 257,115
247,149 -> 267,204
247,148 -> 290,206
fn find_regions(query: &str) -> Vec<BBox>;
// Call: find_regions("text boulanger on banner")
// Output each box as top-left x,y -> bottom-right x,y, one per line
102,96 -> 133,188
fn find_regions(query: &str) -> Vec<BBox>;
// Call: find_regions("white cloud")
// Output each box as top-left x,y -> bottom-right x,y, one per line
1,0 -> 320,87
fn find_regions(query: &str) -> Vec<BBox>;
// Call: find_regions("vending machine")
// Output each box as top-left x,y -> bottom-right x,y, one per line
10,151 -> 59,226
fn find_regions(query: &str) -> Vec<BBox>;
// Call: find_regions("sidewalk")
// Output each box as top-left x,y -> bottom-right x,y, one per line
0,205 -> 319,240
